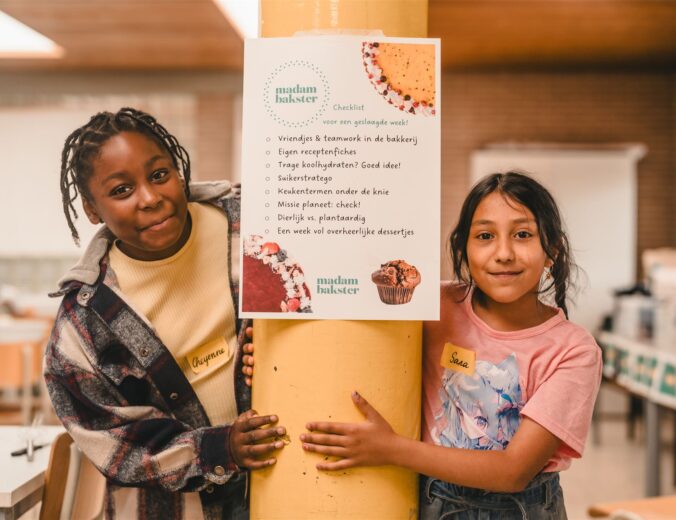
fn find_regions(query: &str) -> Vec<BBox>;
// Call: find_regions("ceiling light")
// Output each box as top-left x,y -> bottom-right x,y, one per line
0,10 -> 63,58
212,0 -> 259,38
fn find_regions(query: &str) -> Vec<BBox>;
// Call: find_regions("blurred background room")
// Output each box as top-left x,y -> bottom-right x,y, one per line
0,0 -> 674,518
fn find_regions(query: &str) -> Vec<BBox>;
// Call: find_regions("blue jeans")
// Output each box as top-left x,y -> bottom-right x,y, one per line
420,472 -> 567,520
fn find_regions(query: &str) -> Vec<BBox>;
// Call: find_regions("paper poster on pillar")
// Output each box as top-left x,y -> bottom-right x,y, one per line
239,36 -> 440,320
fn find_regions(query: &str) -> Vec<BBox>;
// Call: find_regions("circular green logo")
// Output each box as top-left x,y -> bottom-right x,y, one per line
263,60 -> 330,128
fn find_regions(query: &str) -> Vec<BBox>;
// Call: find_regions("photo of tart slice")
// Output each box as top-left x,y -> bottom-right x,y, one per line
362,42 -> 436,116
242,235 -> 312,313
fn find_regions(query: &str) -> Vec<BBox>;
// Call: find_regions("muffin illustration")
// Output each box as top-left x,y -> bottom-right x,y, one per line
371,259 -> 421,305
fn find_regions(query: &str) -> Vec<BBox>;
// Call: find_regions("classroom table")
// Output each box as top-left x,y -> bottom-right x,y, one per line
0,425 -> 64,520
599,331 -> 676,497
588,494 -> 676,519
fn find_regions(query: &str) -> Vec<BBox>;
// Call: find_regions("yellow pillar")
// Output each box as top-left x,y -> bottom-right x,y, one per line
260,0 -> 427,38
252,2 -> 428,519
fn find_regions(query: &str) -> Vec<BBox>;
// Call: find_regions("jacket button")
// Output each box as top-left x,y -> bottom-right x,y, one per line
205,485 -> 215,494
80,291 -> 91,300
169,392 -> 179,401
214,465 -> 225,476
139,348 -> 149,357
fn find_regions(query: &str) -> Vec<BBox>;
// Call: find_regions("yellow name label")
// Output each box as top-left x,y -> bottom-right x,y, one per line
187,337 -> 232,375
440,343 -> 475,375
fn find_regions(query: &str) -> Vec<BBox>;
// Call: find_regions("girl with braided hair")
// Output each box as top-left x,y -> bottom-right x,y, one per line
45,107 -> 283,519
295,172 -> 602,519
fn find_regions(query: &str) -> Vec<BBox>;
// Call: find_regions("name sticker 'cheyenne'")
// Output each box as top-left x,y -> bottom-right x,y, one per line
187,337 -> 232,375
440,343 -> 475,376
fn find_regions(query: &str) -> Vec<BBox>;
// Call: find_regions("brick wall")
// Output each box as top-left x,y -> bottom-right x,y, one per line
440,72 -> 675,279
194,94 -> 236,182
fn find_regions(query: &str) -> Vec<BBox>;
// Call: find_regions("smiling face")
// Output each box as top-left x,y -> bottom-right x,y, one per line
82,131 -> 190,261
466,192 -> 551,308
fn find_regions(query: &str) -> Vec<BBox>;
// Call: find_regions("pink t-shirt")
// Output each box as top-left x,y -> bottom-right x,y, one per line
423,283 -> 602,472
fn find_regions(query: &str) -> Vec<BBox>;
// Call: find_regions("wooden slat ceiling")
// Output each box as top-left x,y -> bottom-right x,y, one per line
429,0 -> 676,69
0,0 -> 674,71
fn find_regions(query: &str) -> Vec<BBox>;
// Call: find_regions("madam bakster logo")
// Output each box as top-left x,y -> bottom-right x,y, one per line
263,60 -> 330,128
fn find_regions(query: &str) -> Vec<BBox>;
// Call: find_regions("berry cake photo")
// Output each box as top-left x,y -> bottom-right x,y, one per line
242,235 -> 312,313
362,42 -> 436,116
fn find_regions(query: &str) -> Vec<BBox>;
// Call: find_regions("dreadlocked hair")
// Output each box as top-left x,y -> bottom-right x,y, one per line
60,107 -> 191,245
449,171 -> 577,318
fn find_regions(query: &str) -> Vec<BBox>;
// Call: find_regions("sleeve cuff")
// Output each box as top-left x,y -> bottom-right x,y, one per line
199,426 -> 240,484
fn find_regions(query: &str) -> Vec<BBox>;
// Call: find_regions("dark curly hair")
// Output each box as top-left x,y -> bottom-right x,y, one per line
60,107 -> 191,245
449,171 -> 576,317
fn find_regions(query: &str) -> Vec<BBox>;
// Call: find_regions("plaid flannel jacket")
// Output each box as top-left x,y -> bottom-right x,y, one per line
44,181 -> 252,519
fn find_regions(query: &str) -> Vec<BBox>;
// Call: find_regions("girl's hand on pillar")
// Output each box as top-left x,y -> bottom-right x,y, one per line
300,391 -> 397,471
229,409 -> 285,469
242,326 -> 254,386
